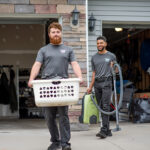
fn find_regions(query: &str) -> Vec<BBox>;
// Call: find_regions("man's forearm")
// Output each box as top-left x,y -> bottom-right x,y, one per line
29,68 -> 39,81
71,61 -> 82,79
87,71 -> 95,93
89,72 -> 95,89
29,62 -> 41,81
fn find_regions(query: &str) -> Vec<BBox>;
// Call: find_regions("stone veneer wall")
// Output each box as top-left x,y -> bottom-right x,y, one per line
0,0 -> 87,99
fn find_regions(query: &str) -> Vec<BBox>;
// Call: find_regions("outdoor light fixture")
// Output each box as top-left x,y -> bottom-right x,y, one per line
115,28 -> 123,32
88,13 -> 96,32
71,5 -> 80,26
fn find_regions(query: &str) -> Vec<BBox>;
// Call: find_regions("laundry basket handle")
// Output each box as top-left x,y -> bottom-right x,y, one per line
52,81 -> 61,85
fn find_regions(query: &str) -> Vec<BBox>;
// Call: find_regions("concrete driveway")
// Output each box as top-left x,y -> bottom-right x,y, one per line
0,119 -> 150,150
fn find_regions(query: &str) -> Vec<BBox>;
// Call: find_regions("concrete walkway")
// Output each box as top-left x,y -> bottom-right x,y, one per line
0,119 -> 150,150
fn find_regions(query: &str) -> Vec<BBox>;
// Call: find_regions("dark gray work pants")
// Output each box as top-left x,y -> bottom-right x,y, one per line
94,80 -> 112,133
44,106 -> 70,147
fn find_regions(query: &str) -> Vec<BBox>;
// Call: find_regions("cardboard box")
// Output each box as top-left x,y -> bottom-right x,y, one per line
134,92 -> 150,98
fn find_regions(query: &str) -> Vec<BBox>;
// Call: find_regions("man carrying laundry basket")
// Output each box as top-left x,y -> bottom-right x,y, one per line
28,22 -> 83,150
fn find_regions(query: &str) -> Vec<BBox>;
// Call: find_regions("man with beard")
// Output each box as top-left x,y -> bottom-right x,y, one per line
28,22 -> 83,150
87,36 -> 116,139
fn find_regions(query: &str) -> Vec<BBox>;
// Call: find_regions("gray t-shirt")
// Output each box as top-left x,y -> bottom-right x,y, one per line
36,43 -> 76,78
91,51 -> 116,79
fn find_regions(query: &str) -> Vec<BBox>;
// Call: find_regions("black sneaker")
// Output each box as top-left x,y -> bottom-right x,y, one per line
62,145 -> 71,150
48,142 -> 61,150
107,130 -> 112,136
96,131 -> 107,139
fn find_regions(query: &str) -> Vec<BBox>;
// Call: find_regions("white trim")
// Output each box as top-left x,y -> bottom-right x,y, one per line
103,23 -> 150,29
101,20 -> 103,35
0,14 -> 60,19
103,21 -> 150,25
59,16 -> 63,25
0,14 -> 60,24
86,0 -> 89,87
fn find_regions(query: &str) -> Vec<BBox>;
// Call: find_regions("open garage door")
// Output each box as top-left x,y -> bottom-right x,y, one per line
0,14 -> 58,119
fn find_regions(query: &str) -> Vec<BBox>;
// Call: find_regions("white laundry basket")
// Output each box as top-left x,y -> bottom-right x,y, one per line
32,78 -> 80,107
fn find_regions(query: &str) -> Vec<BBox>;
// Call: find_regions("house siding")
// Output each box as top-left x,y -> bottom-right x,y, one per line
0,0 -> 87,97
88,0 -> 150,81
0,0 -> 86,121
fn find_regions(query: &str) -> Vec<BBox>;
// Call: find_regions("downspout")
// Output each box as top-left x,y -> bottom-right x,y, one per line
86,0 -> 89,87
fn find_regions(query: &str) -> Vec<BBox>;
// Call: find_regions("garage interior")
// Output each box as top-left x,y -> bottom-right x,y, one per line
0,18 -> 57,119
103,23 -> 150,120
103,23 -> 150,92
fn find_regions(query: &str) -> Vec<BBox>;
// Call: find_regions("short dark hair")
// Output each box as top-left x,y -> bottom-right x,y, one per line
97,36 -> 107,42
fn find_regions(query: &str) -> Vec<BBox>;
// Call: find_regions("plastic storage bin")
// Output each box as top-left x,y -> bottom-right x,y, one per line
32,78 -> 80,107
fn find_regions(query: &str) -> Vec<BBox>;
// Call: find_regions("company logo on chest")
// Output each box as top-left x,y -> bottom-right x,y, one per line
105,58 -> 110,62
60,49 -> 66,53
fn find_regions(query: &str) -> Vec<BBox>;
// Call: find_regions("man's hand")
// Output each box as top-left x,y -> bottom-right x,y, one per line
79,77 -> 84,85
28,80 -> 33,88
87,87 -> 92,94
27,61 -> 42,88
111,61 -> 118,73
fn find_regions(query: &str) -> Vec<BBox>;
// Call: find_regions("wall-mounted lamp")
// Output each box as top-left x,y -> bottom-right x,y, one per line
71,5 -> 80,26
115,28 -> 123,32
88,13 -> 96,32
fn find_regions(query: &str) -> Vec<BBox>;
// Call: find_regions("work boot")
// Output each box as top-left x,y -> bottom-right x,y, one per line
62,143 -> 71,150
96,131 -> 107,139
96,132 -> 100,137
47,142 -> 61,150
107,130 -> 112,136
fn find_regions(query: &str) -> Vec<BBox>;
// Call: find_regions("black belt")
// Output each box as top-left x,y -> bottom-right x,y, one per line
95,76 -> 112,82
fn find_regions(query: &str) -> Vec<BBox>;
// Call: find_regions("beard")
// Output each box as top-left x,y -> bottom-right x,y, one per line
50,36 -> 62,45
98,46 -> 105,51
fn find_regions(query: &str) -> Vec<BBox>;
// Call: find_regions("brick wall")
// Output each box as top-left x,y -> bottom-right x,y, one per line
0,0 -> 87,98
